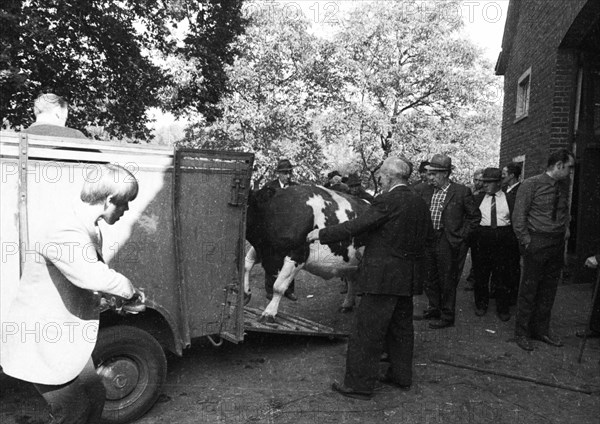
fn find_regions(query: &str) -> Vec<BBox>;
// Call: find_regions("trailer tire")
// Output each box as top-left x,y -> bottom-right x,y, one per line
93,325 -> 167,424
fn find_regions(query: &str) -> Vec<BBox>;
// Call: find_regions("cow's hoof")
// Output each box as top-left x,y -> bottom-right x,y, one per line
258,315 -> 276,324
243,292 -> 252,306
339,306 -> 354,313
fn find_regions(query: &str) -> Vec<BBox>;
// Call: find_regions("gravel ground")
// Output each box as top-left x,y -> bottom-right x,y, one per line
1,259 -> 599,424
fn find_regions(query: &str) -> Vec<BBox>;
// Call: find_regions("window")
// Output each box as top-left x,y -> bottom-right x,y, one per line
515,67 -> 531,121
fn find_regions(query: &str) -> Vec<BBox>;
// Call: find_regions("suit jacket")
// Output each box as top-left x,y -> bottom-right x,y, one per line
504,182 -> 521,214
319,185 -> 434,296
1,203 -> 135,385
413,181 -> 481,248
262,179 -> 298,191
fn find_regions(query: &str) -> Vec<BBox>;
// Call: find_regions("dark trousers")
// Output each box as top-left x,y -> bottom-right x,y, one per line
34,358 -> 105,424
265,273 -> 295,296
472,226 -> 513,314
425,231 -> 463,323
515,233 -> 564,337
506,232 -> 521,305
345,294 -> 414,392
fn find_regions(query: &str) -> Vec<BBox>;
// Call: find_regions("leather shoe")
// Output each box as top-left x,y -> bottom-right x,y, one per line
379,376 -> 411,391
515,336 -> 534,351
428,320 -> 454,329
284,292 -> 298,301
533,334 -> 563,347
331,382 -> 372,400
414,310 -> 441,321
497,311 -> 511,322
475,308 -> 487,317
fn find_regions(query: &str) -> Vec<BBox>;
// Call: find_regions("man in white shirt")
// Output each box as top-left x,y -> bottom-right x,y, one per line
471,168 -> 515,322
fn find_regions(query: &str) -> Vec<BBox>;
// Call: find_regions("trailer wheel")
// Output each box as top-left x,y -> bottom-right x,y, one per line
93,325 -> 167,424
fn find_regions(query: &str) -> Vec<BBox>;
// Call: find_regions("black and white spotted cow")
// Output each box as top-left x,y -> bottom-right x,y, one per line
244,185 -> 371,323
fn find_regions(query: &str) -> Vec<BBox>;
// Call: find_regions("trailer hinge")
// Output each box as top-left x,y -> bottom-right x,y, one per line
228,176 -> 246,206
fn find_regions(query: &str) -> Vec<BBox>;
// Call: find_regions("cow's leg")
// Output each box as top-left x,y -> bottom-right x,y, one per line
260,257 -> 303,323
243,246 -> 257,305
340,276 -> 357,313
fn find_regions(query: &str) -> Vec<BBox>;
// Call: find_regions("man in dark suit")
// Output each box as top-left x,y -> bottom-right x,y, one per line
502,162 -> 522,305
413,154 -> 481,329
472,168 -> 516,322
261,158 -> 298,300
307,157 -> 433,400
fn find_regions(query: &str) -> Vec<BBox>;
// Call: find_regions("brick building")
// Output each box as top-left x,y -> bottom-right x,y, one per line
495,0 -> 600,281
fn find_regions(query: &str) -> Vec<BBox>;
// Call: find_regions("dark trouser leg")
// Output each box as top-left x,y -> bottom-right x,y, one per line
439,236 -> 461,323
515,235 -> 563,337
34,358 -> 106,424
424,233 -> 444,314
590,277 -> 600,333
344,294 -> 396,392
473,232 -> 491,311
265,273 -> 275,296
530,240 -> 563,337
506,233 -> 521,305
493,228 -> 514,314
386,297 -> 414,386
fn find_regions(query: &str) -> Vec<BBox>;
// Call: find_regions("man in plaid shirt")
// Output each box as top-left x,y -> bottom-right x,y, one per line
413,154 -> 481,329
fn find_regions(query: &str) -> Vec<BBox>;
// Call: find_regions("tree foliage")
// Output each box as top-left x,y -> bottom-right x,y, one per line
0,0 -> 245,140
195,1 -> 501,188
326,1 -> 502,187
180,5 -> 344,186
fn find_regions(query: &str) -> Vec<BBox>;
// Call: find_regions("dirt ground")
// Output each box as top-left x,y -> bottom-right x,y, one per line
2,256 -> 599,424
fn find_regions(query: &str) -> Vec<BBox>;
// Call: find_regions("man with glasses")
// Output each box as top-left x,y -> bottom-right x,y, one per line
512,149 -> 575,351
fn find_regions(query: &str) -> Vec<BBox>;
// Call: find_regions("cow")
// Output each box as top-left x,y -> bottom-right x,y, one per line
244,184 -> 371,323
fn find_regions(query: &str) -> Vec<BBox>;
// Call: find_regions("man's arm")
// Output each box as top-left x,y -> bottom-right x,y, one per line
42,225 -> 136,299
512,179 -> 533,247
307,196 -> 390,244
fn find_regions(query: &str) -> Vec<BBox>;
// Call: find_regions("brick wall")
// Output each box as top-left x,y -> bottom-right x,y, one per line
499,0 -> 588,177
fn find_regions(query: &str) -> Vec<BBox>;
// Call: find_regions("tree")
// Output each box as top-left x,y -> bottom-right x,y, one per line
319,1 -> 502,188
186,4 -> 344,186
0,0 -> 245,140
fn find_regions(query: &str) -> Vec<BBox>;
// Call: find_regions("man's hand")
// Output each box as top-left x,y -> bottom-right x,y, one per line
306,229 -> 320,243
584,255 -> 598,269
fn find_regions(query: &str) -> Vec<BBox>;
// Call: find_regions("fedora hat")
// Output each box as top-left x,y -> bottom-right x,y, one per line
425,154 -> 452,171
275,159 -> 294,172
481,167 -> 502,182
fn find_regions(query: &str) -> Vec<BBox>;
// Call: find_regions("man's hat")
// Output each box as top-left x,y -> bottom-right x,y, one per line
346,173 -> 361,187
481,167 -> 502,182
327,170 -> 341,179
418,161 -> 430,173
275,159 -> 294,172
425,154 -> 452,171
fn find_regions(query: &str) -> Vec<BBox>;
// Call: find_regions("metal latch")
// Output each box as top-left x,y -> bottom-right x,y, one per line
228,176 -> 246,206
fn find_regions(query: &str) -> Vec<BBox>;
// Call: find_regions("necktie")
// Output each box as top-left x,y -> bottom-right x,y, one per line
490,193 -> 497,229
551,183 -> 560,221
95,225 -> 105,262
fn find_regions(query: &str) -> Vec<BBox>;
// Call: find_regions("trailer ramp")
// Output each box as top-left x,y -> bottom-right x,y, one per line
244,307 -> 348,338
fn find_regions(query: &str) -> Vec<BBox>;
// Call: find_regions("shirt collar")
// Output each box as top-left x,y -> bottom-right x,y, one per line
437,181 -> 451,192
507,182 -> 519,192
388,183 -> 407,192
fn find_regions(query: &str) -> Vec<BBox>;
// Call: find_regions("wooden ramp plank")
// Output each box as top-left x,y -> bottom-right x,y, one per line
243,307 -> 348,338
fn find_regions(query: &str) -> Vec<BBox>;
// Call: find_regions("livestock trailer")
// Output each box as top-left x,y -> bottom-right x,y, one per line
0,132 -> 343,423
